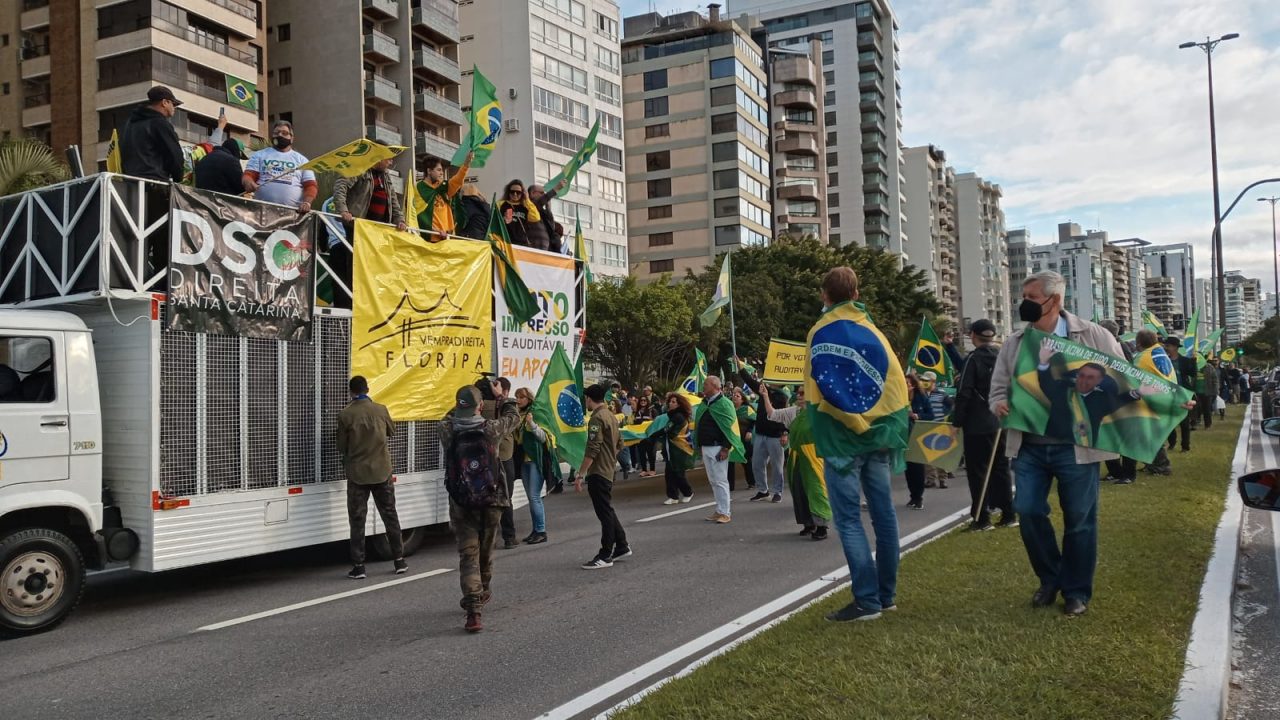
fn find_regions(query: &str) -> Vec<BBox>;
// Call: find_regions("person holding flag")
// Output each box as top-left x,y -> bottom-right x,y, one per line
416,154 -> 473,235
1132,329 -> 1175,476
657,393 -> 696,505
951,318 -> 1015,527
330,157 -> 407,308
761,384 -> 829,540
805,267 -> 911,622
695,375 -> 746,523
1161,336 -> 1197,453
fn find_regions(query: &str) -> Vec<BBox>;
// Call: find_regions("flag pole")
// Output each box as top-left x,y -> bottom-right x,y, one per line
726,253 -> 739,361
973,427 -> 1004,523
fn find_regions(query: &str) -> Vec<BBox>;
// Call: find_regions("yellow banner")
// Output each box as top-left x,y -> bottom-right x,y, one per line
762,338 -> 807,384
300,139 -> 406,177
350,221 -> 492,420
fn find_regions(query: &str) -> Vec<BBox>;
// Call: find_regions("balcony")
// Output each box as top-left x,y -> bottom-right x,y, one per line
365,74 -> 402,106
774,119 -> 817,134
362,0 -> 399,20
414,90 -> 463,124
864,194 -> 889,214
153,18 -> 256,65
416,131 -> 460,162
412,0 -> 460,44
858,71 -> 883,92
363,30 -> 401,63
20,2 -> 49,31
861,134 -> 885,152
859,94 -> 884,114
856,31 -> 879,51
20,51 -> 50,80
776,183 -> 819,201
774,88 -> 817,109
367,121 -> 403,146
772,56 -> 817,86
777,135 -> 818,156
413,47 -> 461,85
857,50 -> 879,71
860,112 -> 885,133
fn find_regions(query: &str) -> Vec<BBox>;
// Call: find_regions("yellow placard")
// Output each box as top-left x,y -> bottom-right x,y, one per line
350,221 -> 492,421
300,139 -> 406,177
762,338 -> 807,384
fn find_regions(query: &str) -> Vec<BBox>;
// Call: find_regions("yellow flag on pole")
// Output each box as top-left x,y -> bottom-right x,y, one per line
404,173 -> 427,230
106,129 -> 122,173
299,139 -> 406,177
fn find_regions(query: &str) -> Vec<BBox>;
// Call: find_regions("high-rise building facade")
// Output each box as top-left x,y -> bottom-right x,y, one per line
268,0 -> 463,181
621,7 -> 769,280
1223,270 -> 1263,345
1,0 -> 268,165
1145,276 -> 1180,327
902,144 -> 957,327
1141,243 -> 1197,328
766,39 -> 829,242
732,0 -> 906,253
1194,277 -> 1217,332
954,172 -> 1009,335
1006,227 -> 1030,319
1108,238 -> 1149,333
460,0 -> 628,278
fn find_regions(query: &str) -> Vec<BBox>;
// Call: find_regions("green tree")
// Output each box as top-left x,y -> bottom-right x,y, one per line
0,138 -> 71,196
584,275 -> 698,388
1241,316 -> 1280,368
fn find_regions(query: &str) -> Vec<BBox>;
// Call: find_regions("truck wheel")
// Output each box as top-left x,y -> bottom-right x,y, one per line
369,526 -> 426,560
0,528 -> 86,638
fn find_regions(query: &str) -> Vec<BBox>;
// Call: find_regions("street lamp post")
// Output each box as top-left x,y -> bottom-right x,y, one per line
1180,33 -> 1239,344
1263,198 -> 1280,329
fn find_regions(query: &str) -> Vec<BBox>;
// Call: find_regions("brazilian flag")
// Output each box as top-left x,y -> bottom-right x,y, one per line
694,394 -> 746,463
909,316 -> 952,382
1142,310 -> 1167,336
1182,308 -> 1201,356
548,117 -> 600,192
1133,345 -> 1177,383
1196,328 -> 1225,370
787,409 -> 830,521
805,301 -> 910,470
224,74 -> 257,110
905,421 -> 963,472
681,348 -> 708,395
453,66 -> 501,168
486,196 -> 539,325
532,343 -> 587,468
1006,328 -> 1193,463
1221,347 -> 1238,362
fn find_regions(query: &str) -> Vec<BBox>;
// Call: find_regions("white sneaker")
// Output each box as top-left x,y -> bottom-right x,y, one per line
680,494 -> 693,504
663,498 -> 680,505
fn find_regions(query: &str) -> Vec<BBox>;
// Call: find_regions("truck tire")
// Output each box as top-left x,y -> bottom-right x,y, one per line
369,526 -> 426,561
0,528 -> 86,638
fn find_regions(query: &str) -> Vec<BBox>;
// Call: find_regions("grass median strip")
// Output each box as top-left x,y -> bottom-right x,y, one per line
614,408 -> 1245,720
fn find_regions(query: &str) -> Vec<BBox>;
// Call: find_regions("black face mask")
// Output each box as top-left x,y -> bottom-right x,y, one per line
272,136 -> 291,151
1019,297 -> 1050,323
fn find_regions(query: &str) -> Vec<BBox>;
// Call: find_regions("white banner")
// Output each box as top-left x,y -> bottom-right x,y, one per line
496,246 -> 578,396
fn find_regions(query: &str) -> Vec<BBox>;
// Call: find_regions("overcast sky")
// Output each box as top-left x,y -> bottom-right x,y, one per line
619,0 -> 1280,292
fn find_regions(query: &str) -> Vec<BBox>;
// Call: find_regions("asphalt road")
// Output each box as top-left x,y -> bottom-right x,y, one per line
1229,411 -> 1280,720
2,467 -> 969,719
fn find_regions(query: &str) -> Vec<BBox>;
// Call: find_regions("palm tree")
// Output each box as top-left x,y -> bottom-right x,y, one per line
0,138 -> 71,197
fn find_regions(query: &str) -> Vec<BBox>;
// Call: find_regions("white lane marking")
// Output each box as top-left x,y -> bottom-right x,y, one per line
194,568 -> 453,632
535,507 -> 970,720
634,501 -> 717,523
1172,401 -> 1252,720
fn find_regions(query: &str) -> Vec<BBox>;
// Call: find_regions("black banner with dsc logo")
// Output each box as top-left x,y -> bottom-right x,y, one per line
167,185 -> 317,341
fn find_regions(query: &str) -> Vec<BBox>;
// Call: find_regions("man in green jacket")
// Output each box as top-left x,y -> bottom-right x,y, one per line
578,384 -> 629,569
337,375 -> 405,580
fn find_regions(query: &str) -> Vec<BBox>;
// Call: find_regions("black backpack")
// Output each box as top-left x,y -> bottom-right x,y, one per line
445,424 -> 503,508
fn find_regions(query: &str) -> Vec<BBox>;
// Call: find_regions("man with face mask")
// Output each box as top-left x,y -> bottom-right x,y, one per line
988,271 -> 1128,618
242,120 -> 318,212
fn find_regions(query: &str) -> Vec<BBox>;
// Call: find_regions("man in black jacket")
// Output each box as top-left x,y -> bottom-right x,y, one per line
952,319 -> 1015,530
194,137 -> 247,196
1163,336 -> 1196,452
121,86 -> 185,183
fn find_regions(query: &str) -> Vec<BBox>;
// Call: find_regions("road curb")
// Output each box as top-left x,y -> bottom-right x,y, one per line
1172,401 -> 1252,720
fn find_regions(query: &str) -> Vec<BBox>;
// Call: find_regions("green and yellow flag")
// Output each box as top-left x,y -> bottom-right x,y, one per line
547,117 -> 600,192
224,73 -> 257,110
1182,308 -> 1200,356
106,129 -> 122,173
681,349 -> 709,395
1220,347 -> 1238,362
486,196 -> 539,326
805,301 -> 911,470
1006,328 -> 1193,463
452,66 -> 501,168
573,212 -> 593,285
1133,345 -> 1177,383
787,409 -> 830,521
905,421 -> 964,472
699,253 -> 732,328
1196,327 -> 1226,370
1142,310 -> 1167,336
532,343 -> 587,468
300,139 -> 405,177
694,395 -> 746,463
404,172 -> 427,230
909,316 -> 952,382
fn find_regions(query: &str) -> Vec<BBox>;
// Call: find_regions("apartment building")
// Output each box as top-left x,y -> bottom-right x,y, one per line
1223,270 -> 1263,346
1107,238 -> 1148,332
955,172 -> 1009,335
1145,276 -> 1181,328
1194,277 -> 1217,332
620,6 -> 770,280
0,0 -> 268,166
902,144 -> 958,328
732,0 -> 906,254
1141,243 -> 1197,326
268,0 -> 463,179
1006,227 -> 1030,319
459,0 -> 628,278
767,39 -> 828,242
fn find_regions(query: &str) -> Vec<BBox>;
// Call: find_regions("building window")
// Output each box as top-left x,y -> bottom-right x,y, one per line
647,178 -> 672,198
825,111 -> 836,125
830,213 -> 840,228
823,70 -> 835,85
535,121 -> 589,155
597,176 -> 624,202
644,123 -> 669,138
714,198 -> 738,218
824,90 -> 835,106
648,205 -> 672,219
643,69 -> 667,91
1,83 -> 8,96
709,57 -> 735,79
710,113 -> 735,134
712,142 -> 736,162
650,259 -> 674,274
277,23 -> 290,41
595,44 -> 620,73
649,232 -> 674,247
534,85 -> 590,127
278,67 -> 292,85
531,15 -> 587,59
713,170 -> 737,190
826,152 -> 837,167
828,172 -> 838,187
643,96 -> 668,118
823,49 -> 834,65
826,131 -> 837,146
595,76 -> 621,106
595,11 -> 619,41
536,0 -> 586,27
709,86 -> 735,107
715,225 -> 740,246
533,51 -> 588,94
600,209 -> 625,234
597,144 -> 623,170
829,193 -> 839,206
646,151 -> 671,172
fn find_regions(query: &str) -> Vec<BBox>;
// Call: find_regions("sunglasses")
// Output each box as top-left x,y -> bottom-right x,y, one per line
509,189 -> 524,195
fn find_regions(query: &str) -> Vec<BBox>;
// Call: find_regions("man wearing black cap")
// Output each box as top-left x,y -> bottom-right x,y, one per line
1162,336 -> 1197,452
952,318 -> 1015,530
121,86 -> 185,183
194,136 -> 248,196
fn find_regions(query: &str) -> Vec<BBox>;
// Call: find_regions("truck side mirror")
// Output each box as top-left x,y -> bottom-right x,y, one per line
1261,417 -> 1280,437
1238,469 -> 1280,511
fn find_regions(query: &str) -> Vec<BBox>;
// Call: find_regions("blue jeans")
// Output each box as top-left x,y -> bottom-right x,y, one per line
825,452 -> 899,611
1012,444 -> 1099,602
753,435 -> 786,495
617,447 -> 632,475
521,461 -> 546,533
